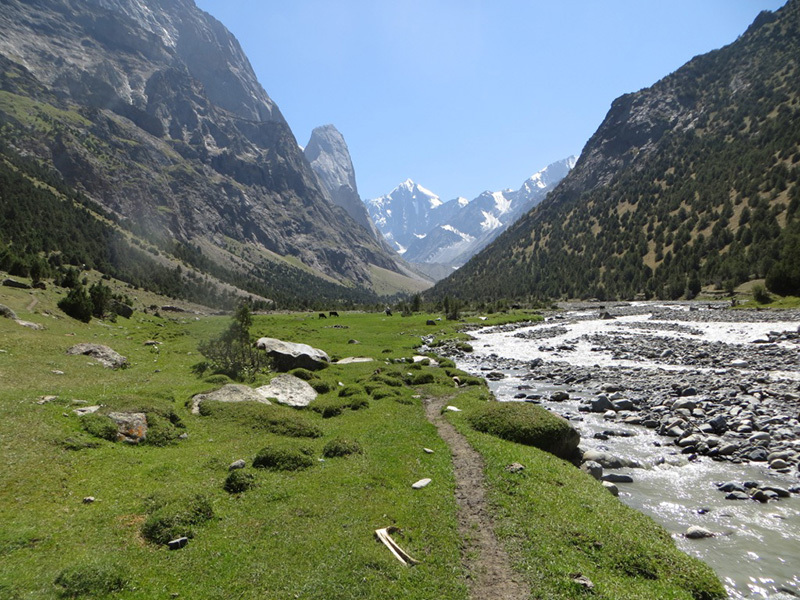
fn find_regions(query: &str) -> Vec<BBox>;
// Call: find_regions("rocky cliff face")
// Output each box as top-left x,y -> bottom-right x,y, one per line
0,0 -> 415,294
304,125 -> 381,240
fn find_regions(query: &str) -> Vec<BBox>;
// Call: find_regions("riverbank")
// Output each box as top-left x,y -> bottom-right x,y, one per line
439,302 -> 800,599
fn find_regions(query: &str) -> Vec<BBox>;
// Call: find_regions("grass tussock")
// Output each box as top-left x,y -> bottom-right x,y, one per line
54,562 -> 129,597
253,443 -> 315,471
322,437 -> 363,458
198,400 -> 322,438
140,493 -> 215,545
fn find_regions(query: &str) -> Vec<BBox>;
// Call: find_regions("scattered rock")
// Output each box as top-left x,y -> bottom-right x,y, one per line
685,526 -> 714,539
229,459 -> 246,471
72,405 -> 102,416
82,497 -> 96,504
580,460 -> 603,480
255,337 -> 329,371
256,374 -> 318,408
2,278 -> 30,289
0,303 -> 18,319
444,406 -> 462,412
191,383 -> 272,414
602,473 -> 633,483
167,537 -> 189,550
505,463 -> 525,473
572,574 -> 595,590
108,412 -> 148,444
411,478 -> 431,489
423,448 -> 434,454
66,344 -> 128,369
602,481 -> 619,496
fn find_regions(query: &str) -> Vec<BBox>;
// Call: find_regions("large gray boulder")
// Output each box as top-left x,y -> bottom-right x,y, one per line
255,337 -> 329,371
66,343 -> 128,369
108,412 -> 148,444
191,383 -> 271,414
257,374 -> 317,408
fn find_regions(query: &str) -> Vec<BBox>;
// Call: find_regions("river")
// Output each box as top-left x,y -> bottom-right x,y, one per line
448,303 -> 800,599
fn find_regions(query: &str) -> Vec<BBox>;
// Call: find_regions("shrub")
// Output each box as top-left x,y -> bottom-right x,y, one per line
289,368 -> 316,381
438,358 -> 456,369
204,374 -> 232,384
752,284 -> 772,304
253,444 -> 314,471
199,401 -> 322,438
310,380 -> 333,394
143,411 -> 184,447
141,494 -> 214,545
80,414 -> 118,442
197,304 -> 270,382
338,384 -> 364,397
322,438 -> 363,458
224,470 -> 255,494
58,285 -> 93,323
54,562 -> 129,597
369,373 -> 404,388
467,402 -> 580,460
408,371 -> 435,385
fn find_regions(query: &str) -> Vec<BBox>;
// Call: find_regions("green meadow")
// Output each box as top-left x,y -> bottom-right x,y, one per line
0,282 -> 723,599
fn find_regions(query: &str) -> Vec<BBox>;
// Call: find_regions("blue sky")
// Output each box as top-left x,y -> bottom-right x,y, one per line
194,0 -> 786,202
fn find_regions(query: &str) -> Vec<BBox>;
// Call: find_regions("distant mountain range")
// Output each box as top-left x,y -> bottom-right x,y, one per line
365,157 -> 576,273
0,0 -> 428,308
433,0 -> 800,302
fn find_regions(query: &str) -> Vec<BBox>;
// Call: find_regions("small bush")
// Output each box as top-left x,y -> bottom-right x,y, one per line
54,562 -> 129,597
204,374 -> 232,384
322,438 -> 363,458
224,470 -> 255,494
253,444 -> 314,471
144,410 -> 185,447
438,358 -> 456,369
141,494 -> 214,545
80,414 -> 118,442
467,402 -> 580,460
310,380 -> 333,394
338,384 -> 365,398
289,368 -> 316,381
408,371 -> 435,385
58,285 -> 93,323
752,284 -> 772,304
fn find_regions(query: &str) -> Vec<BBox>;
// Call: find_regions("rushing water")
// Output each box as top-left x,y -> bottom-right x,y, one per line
454,305 -> 800,599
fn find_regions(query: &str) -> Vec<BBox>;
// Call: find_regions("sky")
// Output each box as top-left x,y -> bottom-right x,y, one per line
194,0 -> 786,202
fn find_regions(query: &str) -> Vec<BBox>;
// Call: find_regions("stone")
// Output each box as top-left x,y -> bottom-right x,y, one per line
423,448 -> 434,454
505,463 -> 525,473
445,406 -> 462,412
748,447 -> 769,462
769,458 -> 790,470
167,537 -> 189,550
108,412 -> 148,443
411,478 -> 431,489
718,481 -> 746,493
2,278 -> 31,289
673,398 -> 697,411
73,405 -> 102,416
82,496 -> 96,504
66,344 -> 128,369
550,391 -> 570,402
730,359 -> 749,368
229,459 -> 246,470
572,575 -> 594,590
602,474 -> 633,483
708,415 -> 728,432
580,461 -> 603,480
685,526 -> 714,539
581,450 -> 624,469
725,491 -> 750,500
761,486 -> 790,498
589,395 -> 614,413
751,489 -> 778,503
191,384 -> 271,414
602,481 -> 619,496
0,303 -> 18,320
255,337 -> 329,371
256,374 -> 318,408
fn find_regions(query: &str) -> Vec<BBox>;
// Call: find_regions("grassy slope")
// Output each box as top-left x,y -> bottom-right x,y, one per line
0,281 -> 722,599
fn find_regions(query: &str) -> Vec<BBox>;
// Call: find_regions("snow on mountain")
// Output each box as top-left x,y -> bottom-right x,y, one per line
365,156 -> 576,275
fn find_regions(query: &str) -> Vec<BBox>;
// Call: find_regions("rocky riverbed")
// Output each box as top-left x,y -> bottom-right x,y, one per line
428,302 -> 800,599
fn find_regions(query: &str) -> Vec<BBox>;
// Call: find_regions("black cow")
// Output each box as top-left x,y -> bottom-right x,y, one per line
318,313 -> 327,319
329,311 -> 339,317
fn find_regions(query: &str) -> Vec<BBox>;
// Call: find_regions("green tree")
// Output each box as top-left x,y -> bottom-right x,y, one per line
58,285 -> 93,322
197,304 -> 269,381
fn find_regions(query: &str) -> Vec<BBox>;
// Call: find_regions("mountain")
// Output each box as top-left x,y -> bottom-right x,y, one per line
0,0 -> 425,307
433,0 -> 800,303
303,124 -> 382,241
365,157 -> 575,271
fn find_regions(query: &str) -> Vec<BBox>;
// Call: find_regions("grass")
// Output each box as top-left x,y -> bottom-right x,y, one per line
0,278 -> 724,598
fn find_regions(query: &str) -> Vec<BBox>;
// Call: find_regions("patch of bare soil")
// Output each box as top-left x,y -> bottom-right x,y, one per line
423,396 -> 528,600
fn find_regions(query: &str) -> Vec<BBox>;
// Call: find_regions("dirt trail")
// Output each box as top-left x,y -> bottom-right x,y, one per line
423,396 -> 528,600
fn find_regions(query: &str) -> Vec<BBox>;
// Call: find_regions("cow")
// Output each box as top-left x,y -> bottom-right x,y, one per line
384,308 -> 393,316
318,313 -> 327,319
329,311 -> 339,317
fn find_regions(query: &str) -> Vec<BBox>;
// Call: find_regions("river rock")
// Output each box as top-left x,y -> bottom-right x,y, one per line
550,390 -> 570,402
581,450 -> 632,469
602,481 -> 619,496
589,395 -> 614,413
191,383 -> 271,414
726,491 -> 750,500
769,458 -> 791,470
685,526 -> 714,539
255,337 -> 329,371
256,374 -> 317,408
750,488 -> 778,503
66,343 -> 128,369
748,447 -> 769,462
602,473 -> 633,483
229,459 -> 246,470
580,460 -> 603,480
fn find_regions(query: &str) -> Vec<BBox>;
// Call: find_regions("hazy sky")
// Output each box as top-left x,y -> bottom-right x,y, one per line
194,0 -> 786,202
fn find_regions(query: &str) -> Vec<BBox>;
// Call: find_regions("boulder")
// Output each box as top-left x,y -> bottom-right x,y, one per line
580,460 -> 603,480
108,412 -> 147,443
255,337 -> 329,371
66,343 -> 128,369
2,278 -> 31,289
0,304 -> 18,320
685,526 -> 714,539
602,473 -> 633,483
580,449 -> 638,469
191,383 -> 271,414
602,481 -> 619,496
256,374 -> 317,408
589,395 -> 614,413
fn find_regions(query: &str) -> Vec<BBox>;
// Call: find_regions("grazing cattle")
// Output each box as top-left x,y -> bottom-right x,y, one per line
426,319 -> 436,326
384,308 -> 393,316
329,311 -> 339,317
318,313 -> 327,319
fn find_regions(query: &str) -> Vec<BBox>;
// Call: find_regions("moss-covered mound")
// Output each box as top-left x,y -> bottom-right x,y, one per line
253,444 -> 314,471
467,402 -> 580,460
198,400 -> 322,438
